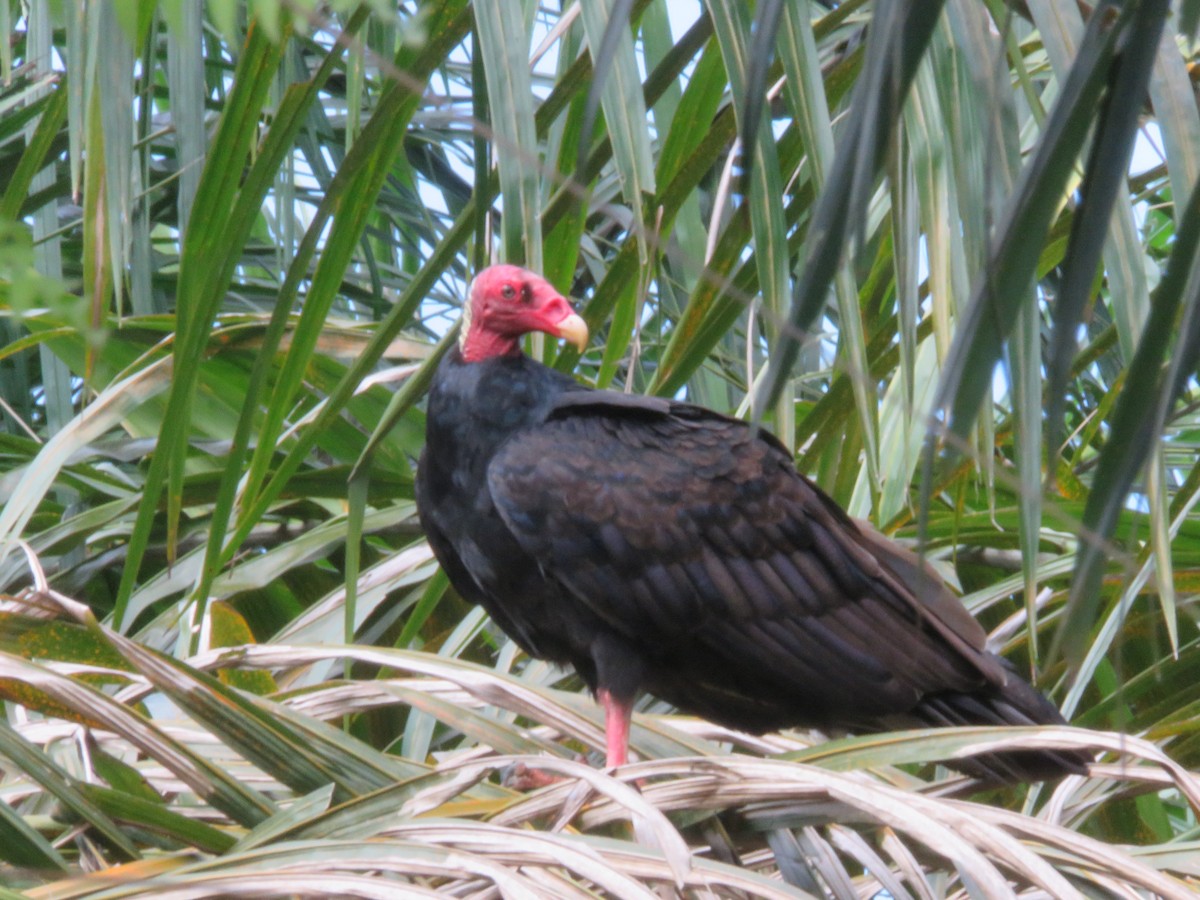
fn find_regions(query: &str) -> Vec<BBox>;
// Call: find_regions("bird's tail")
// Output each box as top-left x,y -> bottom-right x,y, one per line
910,660 -> 1092,783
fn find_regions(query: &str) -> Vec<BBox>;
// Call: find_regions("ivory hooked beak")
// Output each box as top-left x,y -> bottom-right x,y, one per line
554,312 -> 589,352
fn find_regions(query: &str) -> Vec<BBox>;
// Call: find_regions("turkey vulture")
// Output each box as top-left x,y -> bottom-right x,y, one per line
416,264 -> 1089,782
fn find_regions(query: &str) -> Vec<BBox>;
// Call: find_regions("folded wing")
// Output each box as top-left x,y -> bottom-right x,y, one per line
487,393 -> 1008,733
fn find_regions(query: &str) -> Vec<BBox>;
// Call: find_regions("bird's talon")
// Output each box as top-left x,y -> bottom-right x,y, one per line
503,762 -> 565,790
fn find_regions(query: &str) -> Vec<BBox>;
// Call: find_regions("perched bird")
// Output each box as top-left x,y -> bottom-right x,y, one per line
416,264 -> 1089,782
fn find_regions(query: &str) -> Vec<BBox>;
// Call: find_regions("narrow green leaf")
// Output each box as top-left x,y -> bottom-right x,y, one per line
0,81 -> 67,220
344,472 -> 367,680
1010,300 -> 1043,669
655,38 -> 725,189
1146,452 -> 1178,653
739,0 -> 783,190
0,795 -> 68,871
579,0 -> 656,256
474,0 -> 541,268
597,277 -> 640,389
232,784 -> 334,852
76,782 -> 238,854
64,0 -> 84,197
94,0 -> 133,315
165,0 -> 207,236
705,0 -> 788,336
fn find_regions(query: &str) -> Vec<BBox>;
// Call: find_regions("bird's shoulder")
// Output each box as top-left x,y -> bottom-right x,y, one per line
490,389 -> 795,513
537,389 -> 796,466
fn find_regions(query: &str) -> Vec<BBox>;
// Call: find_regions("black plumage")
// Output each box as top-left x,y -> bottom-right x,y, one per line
416,265 -> 1089,782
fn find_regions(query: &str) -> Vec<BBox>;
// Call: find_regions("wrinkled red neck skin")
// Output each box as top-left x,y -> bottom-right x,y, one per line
459,325 -> 520,362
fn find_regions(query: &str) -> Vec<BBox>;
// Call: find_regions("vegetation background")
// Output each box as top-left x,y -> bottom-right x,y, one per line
1,0 -> 1199,895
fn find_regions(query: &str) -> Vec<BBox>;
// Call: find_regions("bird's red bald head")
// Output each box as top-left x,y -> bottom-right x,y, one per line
460,265 -> 589,362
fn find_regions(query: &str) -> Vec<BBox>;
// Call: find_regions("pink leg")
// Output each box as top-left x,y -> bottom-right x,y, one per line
598,688 -> 632,768
503,689 -> 632,789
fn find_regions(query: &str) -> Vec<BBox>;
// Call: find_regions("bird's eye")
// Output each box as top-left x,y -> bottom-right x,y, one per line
501,284 -> 516,299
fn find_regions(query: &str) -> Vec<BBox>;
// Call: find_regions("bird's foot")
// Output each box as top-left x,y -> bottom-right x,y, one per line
503,762 -> 566,790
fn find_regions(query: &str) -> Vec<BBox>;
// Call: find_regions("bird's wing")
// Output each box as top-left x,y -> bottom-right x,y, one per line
487,393 -> 1008,720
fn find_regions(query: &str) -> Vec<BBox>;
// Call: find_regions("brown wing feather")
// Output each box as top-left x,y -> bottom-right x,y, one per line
487,397 -> 1001,732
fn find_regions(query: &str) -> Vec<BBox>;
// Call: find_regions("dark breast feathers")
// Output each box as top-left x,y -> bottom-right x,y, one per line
417,350 -> 1085,781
